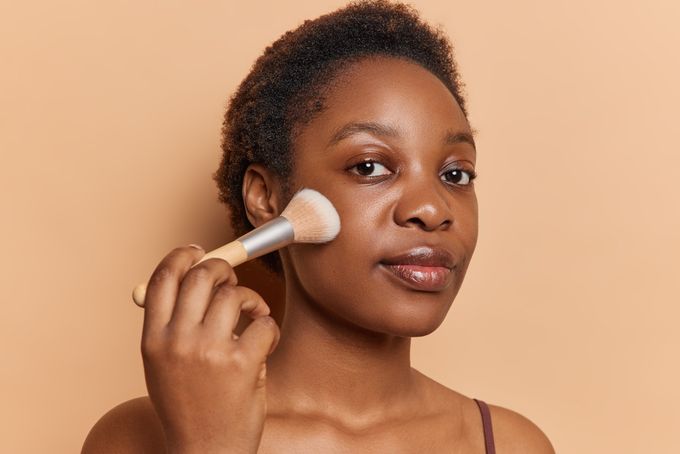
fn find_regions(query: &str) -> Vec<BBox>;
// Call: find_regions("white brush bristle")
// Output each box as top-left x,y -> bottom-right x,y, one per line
280,188 -> 340,243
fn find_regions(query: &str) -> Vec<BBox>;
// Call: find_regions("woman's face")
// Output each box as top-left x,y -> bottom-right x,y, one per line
281,55 -> 478,337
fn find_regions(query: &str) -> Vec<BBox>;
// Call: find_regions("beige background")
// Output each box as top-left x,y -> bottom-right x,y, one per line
1,0 -> 678,452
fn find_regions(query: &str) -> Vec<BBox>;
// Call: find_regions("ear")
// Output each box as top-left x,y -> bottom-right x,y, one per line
242,163 -> 282,228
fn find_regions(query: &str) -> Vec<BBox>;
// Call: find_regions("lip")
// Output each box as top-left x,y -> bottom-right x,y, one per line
379,247 -> 456,292
380,246 -> 455,269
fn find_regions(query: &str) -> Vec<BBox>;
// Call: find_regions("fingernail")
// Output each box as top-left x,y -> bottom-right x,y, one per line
187,243 -> 204,250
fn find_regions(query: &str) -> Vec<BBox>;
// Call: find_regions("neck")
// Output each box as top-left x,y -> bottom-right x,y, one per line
265,274 -> 423,429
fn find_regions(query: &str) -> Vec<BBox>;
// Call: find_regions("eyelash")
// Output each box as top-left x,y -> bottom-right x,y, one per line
442,166 -> 478,185
347,159 -> 478,186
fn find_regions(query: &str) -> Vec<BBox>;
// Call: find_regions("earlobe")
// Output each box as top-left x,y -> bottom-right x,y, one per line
242,163 -> 281,228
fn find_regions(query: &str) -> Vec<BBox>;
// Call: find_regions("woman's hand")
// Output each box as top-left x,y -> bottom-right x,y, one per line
140,245 -> 280,454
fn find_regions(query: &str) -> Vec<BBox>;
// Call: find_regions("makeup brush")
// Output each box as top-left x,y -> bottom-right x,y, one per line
132,188 -> 340,307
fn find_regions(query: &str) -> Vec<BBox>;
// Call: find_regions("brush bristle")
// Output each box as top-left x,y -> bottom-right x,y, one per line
280,188 -> 341,243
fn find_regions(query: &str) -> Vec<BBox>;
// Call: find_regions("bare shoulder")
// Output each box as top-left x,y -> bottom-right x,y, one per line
411,370 -> 554,453
81,396 -> 166,454
486,403 -> 555,454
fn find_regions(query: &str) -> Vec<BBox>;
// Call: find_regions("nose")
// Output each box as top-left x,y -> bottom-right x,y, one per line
393,178 -> 453,232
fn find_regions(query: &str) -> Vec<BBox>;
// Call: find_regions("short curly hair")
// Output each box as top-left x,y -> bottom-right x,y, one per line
213,0 -> 468,276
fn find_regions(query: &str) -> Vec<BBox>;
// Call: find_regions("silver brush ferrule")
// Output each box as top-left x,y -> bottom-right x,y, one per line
238,216 -> 294,259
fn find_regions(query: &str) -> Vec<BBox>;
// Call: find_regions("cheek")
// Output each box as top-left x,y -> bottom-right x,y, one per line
460,201 -> 478,236
464,195 -> 479,249
285,190 -> 385,305
288,159 -> 388,260
290,193 -> 379,271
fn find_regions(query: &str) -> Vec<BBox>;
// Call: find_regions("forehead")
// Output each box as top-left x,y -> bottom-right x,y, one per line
296,55 -> 472,150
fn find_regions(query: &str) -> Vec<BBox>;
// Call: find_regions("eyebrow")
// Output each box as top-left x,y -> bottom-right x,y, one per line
326,121 -> 476,150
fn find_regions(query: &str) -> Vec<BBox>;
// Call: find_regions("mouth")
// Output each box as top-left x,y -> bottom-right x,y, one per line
379,246 -> 456,292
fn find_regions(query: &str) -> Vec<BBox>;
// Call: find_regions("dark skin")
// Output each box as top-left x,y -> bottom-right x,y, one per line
82,56 -> 555,453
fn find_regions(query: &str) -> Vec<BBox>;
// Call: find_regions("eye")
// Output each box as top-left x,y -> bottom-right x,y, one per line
348,160 -> 392,177
441,167 -> 477,186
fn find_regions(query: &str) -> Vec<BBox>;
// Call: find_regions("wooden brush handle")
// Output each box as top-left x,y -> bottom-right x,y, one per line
132,241 -> 248,307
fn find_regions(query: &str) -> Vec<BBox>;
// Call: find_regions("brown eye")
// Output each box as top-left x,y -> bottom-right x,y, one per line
441,168 -> 476,185
350,160 -> 391,177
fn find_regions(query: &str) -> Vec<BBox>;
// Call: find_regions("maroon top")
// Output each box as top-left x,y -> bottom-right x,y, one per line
473,399 -> 496,454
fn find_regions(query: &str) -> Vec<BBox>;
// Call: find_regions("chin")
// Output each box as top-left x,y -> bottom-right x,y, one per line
343,294 -> 453,338
384,304 -> 451,337
387,321 -> 445,338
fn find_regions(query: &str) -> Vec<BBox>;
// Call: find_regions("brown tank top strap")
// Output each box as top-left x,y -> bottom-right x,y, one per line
473,398 -> 496,454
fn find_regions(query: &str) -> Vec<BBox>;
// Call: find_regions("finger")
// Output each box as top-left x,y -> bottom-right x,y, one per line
142,245 -> 205,335
238,315 -> 280,361
201,285 -> 270,343
170,258 -> 238,329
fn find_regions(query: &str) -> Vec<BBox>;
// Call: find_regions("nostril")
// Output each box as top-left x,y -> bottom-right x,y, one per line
406,217 -> 427,228
405,217 -> 452,231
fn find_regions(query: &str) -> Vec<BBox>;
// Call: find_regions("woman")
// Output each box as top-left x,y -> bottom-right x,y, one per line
83,1 -> 555,452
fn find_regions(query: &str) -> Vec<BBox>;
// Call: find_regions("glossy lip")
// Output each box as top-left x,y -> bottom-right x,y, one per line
379,246 -> 456,292
380,246 -> 455,269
